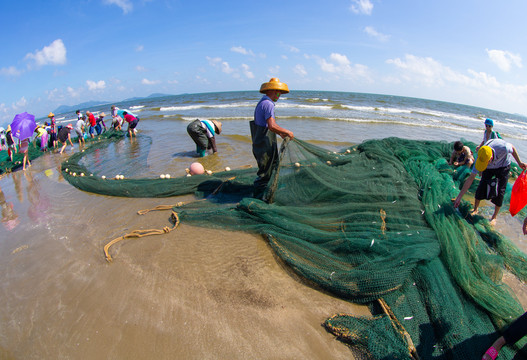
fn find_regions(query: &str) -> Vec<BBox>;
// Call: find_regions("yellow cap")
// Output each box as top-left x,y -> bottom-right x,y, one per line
48,112 -> 55,118
475,146 -> 492,172
259,78 -> 289,94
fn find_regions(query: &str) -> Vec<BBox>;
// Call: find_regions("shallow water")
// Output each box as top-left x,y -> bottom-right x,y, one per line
3,91 -> 527,358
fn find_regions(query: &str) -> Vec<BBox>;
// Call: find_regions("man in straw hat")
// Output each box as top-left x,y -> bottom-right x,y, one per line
454,138 -> 526,226
186,119 -> 222,157
48,112 -> 58,148
250,78 -> 294,200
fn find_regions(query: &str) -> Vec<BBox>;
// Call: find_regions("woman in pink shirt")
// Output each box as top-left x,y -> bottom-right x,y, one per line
123,111 -> 139,138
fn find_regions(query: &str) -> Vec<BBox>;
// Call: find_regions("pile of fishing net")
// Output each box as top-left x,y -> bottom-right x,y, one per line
62,135 -> 527,359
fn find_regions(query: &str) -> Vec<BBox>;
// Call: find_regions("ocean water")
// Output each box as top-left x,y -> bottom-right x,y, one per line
50,90 -> 527,148
2,91 -> 527,359
44,90 -> 527,179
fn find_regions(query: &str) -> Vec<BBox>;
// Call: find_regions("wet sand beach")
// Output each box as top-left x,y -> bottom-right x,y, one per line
0,143 -> 373,359
2,91 -> 527,359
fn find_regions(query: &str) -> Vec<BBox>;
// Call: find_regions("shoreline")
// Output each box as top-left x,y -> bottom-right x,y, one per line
1,128 -> 527,358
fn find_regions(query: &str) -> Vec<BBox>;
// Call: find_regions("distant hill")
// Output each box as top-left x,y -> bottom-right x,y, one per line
53,100 -> 110,115
53,93 -> 173,115
122,93 -> 172,102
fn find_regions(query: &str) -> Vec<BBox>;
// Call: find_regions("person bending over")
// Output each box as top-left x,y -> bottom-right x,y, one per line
454,138 -> 526,226
449,140 -> 474,167
186,119 -> 222,157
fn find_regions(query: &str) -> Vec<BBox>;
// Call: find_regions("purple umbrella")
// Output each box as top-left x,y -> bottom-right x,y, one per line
11,112 -> 37,140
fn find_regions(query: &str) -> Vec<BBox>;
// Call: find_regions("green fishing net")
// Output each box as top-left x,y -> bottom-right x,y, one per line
0,142 -> 43,174
61,134 -> 527,359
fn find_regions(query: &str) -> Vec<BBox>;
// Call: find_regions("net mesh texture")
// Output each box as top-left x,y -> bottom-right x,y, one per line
60,133 -> 527,359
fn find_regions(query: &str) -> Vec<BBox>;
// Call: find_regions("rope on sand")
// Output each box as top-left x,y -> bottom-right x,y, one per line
103,178 -> 234,262
103,210 -> 180,262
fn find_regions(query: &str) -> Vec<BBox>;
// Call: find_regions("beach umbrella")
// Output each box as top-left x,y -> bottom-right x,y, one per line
10,112 -> 37,140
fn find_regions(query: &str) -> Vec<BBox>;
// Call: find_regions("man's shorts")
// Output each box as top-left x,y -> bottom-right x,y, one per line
475,165 -> 510,207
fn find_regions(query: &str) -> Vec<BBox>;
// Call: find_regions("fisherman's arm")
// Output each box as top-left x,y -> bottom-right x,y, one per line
453,172 -> 477,208
209,136 -> 217,153
267,116 -> 294,139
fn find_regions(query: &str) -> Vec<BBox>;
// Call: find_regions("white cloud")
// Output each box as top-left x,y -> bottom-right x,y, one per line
0,97 -> 29,124
364,26 -> 390,42
25,39 -> 67,67
206,56 -> 222,66
231,46 -> 255,56
103,0 -> 133,14
486,49 -> 522,72
317,53 -> 371,80
294,64 -> 307,77
385,54 -> 527,107
15,97 -> 27,108
241,64 -> 254,79
136,65 -> 147,72
288,46 -> 300,53
386,54 -> 447,86
221,62 -> 234,74
67,87 -> 80,98
142,78 -> 160,85
86,80 -> 106,91
268,66 -> 280,75
0,66 -> 23,76
207,56 -> 256,79
195,75 -> 210,84
46,88 -> 64,101
136,45 -> 144,52
350,0 -> 373,15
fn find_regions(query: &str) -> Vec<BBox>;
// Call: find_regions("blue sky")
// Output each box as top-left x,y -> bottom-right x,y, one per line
1,0 -> 527,125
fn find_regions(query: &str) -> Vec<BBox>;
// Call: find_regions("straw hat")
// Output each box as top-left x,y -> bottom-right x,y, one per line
48,112 -> 55,118
259,78 -> 289,94
211,120 -> 222,134
99,112 -> 106,117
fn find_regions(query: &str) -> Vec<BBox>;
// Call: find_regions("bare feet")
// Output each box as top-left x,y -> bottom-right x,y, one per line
489,218 -> 497,227
470,210 -> 479,216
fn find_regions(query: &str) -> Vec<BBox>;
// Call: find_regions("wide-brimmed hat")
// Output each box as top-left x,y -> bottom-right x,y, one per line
475,145 -> 493,172
211,120 -> 222,134
259,78 -> 289,94
48,112 -> 55,118
484,118 -> 494,127
99,112 -> 106,117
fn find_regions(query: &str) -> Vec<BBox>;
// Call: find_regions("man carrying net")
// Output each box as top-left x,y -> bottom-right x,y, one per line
250,78 -> 294,200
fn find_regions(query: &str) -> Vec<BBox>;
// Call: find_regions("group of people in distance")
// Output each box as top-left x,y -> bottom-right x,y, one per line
0,105 -> 142,171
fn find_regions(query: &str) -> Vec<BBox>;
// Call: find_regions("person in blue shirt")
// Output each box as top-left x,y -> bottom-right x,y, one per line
250,78 -> 294,200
